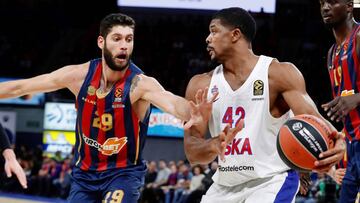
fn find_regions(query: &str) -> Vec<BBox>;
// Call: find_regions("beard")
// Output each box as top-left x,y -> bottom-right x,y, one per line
103,43 -> 130,72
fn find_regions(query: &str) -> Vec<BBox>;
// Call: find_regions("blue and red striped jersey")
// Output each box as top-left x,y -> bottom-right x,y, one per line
73,59 -> 149,171
328,25 -> 360,141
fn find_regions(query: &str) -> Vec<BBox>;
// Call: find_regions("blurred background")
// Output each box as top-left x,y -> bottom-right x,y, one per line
0,0 -> 344,202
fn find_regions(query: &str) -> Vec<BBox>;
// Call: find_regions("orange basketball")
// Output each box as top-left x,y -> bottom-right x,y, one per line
277,114 -> 334,172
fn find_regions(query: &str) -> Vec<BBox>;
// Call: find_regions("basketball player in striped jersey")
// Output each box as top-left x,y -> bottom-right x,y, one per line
320,0 -> 360,201
184,7 -> 346,202
0,13 -> 203,202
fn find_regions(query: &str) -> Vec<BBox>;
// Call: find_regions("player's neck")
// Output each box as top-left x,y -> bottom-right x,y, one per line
333,19 -> 356,45
222,48 -> 257,75
102,64 -> 128,86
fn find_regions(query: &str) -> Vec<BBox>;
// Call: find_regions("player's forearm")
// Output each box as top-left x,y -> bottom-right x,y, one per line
184,133 -> 218,165
161,94 -> 191,121
0,81 -> 24,98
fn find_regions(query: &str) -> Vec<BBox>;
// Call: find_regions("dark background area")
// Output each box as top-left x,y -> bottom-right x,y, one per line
0,0 -> 335,108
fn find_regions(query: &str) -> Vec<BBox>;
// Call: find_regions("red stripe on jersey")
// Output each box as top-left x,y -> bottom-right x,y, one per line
80,63 -> 102,171
115,69 -> 131,168
96,97 -> 107,171
131,109 -> 140,164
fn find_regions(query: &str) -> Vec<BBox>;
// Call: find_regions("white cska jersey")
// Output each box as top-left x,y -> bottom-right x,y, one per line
208,55 -> 291,186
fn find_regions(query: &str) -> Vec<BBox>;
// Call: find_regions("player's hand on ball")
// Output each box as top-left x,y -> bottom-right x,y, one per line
313,134 -> 345,173
215,120 -> 244,162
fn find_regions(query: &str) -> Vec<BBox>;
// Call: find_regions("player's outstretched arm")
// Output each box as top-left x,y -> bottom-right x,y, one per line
272,61 -> 345,173
0,63 -> 89,98
133,74 -> 193,122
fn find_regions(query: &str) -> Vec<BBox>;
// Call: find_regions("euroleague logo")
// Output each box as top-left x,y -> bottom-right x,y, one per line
292,122 -> 303,131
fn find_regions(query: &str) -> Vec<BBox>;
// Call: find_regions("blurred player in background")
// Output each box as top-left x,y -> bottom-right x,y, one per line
0,13 -> 203,202
184,7 -> 345,202
319,0 -> 360,202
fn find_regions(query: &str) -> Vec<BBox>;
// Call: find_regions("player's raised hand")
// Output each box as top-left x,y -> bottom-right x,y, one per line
216,120 -> 244,162
322,95 -> 360,122
184,87 -> 218,130
3,149 -> 27,189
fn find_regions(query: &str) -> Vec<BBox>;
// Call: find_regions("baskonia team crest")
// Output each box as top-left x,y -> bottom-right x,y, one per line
253,80 -> 264,96
87,85 -> 96,96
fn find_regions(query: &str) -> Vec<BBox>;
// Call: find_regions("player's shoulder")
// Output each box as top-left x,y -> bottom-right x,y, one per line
188,71 -> 213,89
269,59 -> 304,89
269,59 -> 301,77
56,61 -> 90,75
185,71 -> 213,99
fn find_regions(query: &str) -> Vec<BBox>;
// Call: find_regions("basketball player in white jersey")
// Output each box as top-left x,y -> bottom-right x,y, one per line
184,7 -> 346,202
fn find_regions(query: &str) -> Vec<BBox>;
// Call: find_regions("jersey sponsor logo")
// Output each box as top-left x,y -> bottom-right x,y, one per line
341,89 -> 355,97
251,97 -> 264,101
82,97 -> 97,105
225,137 -> 253,155
253,80 -> 264,96
218,164 -> 255,172
82,134 -> 127,156
87,86 -> 96,96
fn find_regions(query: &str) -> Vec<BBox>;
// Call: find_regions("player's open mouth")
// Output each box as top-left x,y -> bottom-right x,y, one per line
116,54 -> 127,62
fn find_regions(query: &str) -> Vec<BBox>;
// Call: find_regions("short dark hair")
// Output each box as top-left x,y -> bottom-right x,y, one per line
100,13 -> 136,37
212,7 -> 256,42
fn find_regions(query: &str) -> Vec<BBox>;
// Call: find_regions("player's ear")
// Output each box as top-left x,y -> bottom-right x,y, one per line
346,0 -> 354,13
98,36 -> 105,49
231,28 -> 242,43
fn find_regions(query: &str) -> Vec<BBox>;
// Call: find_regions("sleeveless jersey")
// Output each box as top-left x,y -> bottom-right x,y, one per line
73,58 -> 149,171
328,25 -> 360,141
208,55 -> 291,186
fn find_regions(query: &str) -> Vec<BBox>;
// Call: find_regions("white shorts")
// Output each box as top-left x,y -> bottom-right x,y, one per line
201,170 -> 299,203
